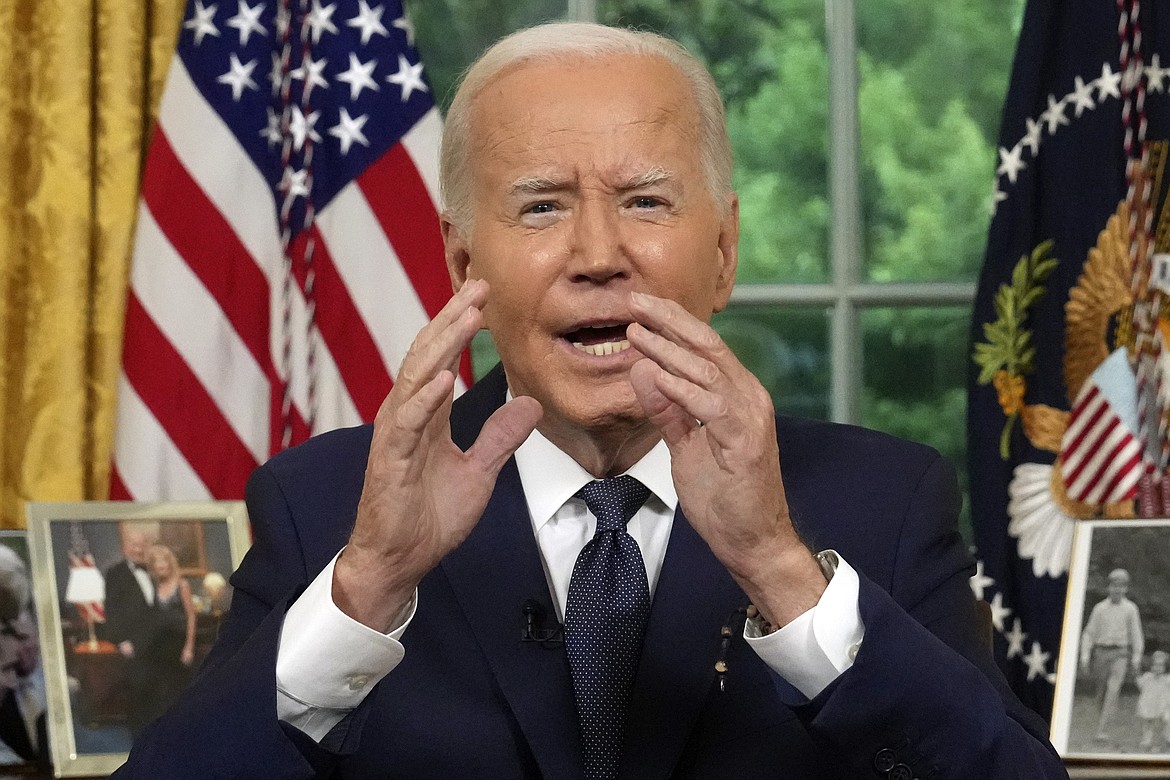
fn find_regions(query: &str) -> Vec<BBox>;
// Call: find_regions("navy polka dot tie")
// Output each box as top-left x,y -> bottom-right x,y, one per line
564,476 -> 652,780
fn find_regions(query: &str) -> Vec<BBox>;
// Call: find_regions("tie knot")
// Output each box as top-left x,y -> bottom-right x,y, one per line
575,476 -> 651,533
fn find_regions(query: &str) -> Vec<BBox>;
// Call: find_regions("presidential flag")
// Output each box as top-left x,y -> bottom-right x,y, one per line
112,0 -> 464,500
969,0 -> 1170,717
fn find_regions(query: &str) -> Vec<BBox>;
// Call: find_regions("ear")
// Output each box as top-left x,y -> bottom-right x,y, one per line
711,193 -> 739,313
441,214 -> 472,292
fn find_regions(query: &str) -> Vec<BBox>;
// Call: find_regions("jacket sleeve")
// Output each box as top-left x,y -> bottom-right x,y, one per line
791,454 -> 1068,779
112,464 -> 348,780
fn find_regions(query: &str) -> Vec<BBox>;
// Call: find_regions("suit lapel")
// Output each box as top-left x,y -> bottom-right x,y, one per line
442,366 -> 585,779
620,508 -> 745,779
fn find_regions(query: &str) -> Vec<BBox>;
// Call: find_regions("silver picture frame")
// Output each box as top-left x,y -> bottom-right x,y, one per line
24,501 -> 250,777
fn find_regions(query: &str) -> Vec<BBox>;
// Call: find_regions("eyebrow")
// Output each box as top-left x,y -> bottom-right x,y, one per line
507,166 -> 677,197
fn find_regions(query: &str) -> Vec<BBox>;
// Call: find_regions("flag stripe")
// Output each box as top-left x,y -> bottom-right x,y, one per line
358,143 -> 452,322
140,131 -> 273,375
287,226 -> 395,422
113,373 -> 212,500
122,294 -> 258,497
130,207 -> 271,463
318,181 -> 431,377
158,59 -> 282,278
400,107 -> 443,210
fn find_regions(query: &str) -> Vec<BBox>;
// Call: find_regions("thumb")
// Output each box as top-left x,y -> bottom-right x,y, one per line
466,396 -> 543,474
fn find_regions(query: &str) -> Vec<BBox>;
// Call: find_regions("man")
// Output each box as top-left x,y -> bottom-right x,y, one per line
117,22 -> 1067,778
102,522 -> 160,735
0,609 -> 48,771
0,547 -> 34,770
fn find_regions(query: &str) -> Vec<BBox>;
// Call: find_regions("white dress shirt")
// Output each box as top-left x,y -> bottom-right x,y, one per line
275,427 -> 865,741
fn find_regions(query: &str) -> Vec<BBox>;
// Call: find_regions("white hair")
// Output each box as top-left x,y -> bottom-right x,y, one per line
439,22 -> 734,232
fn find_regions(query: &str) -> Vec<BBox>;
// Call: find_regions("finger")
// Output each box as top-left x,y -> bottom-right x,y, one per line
629,359 -> 697,446
393,304 -> 483,403
465,396 -> 543,475
627,321 -> 728,392
382,370 -> 457,459
629,291 -> 744,375
647,365 -> 742,443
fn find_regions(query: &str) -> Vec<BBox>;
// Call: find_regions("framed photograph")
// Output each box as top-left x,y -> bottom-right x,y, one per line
1052,518 -> 1170,765
25,501 -> 250,778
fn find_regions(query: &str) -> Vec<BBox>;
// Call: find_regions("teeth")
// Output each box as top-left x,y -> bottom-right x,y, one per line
571,339 -> 631,356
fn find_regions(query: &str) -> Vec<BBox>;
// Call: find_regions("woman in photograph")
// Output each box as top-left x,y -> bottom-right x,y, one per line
141,544 -> 196,725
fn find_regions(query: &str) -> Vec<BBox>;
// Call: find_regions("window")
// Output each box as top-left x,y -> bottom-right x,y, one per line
409,0 -> 1025,536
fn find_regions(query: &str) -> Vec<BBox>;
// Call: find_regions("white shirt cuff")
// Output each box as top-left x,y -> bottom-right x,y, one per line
275,551 -> 416,740
743,550 -> 864,699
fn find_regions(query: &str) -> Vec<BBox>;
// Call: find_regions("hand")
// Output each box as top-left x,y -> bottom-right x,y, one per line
626,292 -> 825,626
181,646 -> 194,666
335,279 -> 543,631
118,640 -> 135,659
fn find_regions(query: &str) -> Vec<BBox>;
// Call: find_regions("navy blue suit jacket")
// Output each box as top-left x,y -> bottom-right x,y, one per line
116,365 -> 1066,779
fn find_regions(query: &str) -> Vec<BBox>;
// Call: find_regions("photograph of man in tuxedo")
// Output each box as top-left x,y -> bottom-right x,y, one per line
101,522 -> 159,737
115,22 -> 1068,780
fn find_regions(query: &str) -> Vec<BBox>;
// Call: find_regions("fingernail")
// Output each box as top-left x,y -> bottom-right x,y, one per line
631,291 -> 649,304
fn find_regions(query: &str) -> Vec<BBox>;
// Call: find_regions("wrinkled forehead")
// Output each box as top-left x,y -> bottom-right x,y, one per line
466,53 -> 703,171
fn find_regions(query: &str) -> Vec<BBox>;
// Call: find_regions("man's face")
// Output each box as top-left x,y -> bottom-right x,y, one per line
445,53 -> 738,438
123,530 -> 153,564
1108,580 -> 1127,602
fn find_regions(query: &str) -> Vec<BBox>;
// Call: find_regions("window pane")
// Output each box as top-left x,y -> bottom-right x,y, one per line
407,0 -> 569,112
713,306 -> 830,420
857,0 -> 1024,282
599,0 -> 830,283
861,306 -> 971,537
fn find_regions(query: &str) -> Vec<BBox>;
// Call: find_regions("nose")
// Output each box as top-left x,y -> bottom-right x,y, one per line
566,195 -> 629,284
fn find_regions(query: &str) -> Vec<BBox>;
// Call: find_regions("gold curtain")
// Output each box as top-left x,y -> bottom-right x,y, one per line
0,0 -> 186,528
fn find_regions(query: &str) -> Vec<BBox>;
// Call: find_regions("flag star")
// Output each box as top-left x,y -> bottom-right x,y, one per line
1021,117 -> 1043,156
260,105 -> 282,146
329,107 -> 370,155
226,0 -> 266,46
337,53 -> 379,101
1147,54 -> 1167,94
990,183 -> 1007,217
392,14 -> 415,46
280,166 -> 311,202
184,0 -> 220,46
1069,75 -> 1095,117
290,53 -> 329,102
1097,63 -> 1122,100
988,592 -> 1011,632
997,143 -> 1026,184
347,0 -> 389,46
969,560 -> 995,601
289,105 -> 322,151
1041,95 -> 1069,135
305,0 -> 339,44
217,53 -> 259,102
386,54 -> 428,102
1023,641 -> 1050,682
1004,618 -> 1027,660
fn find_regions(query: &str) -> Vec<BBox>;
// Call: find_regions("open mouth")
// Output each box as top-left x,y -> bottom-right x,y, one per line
562,323 -> 632,357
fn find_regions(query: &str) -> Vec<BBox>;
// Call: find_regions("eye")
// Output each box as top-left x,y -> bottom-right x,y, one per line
524,201 -> 559,215
629,195 -> 665,209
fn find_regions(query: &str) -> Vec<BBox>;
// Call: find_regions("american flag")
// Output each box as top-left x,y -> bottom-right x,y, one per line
112,0 -> 466,500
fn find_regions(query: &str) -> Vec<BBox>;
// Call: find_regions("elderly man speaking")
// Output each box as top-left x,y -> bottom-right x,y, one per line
117,22 -> 1067,780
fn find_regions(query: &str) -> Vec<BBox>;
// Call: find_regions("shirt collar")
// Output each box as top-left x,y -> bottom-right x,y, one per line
509,394 -> 677,530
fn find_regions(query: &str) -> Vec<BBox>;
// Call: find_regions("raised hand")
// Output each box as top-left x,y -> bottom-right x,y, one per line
333,280 -> 543,631
625,291 -> 825,626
